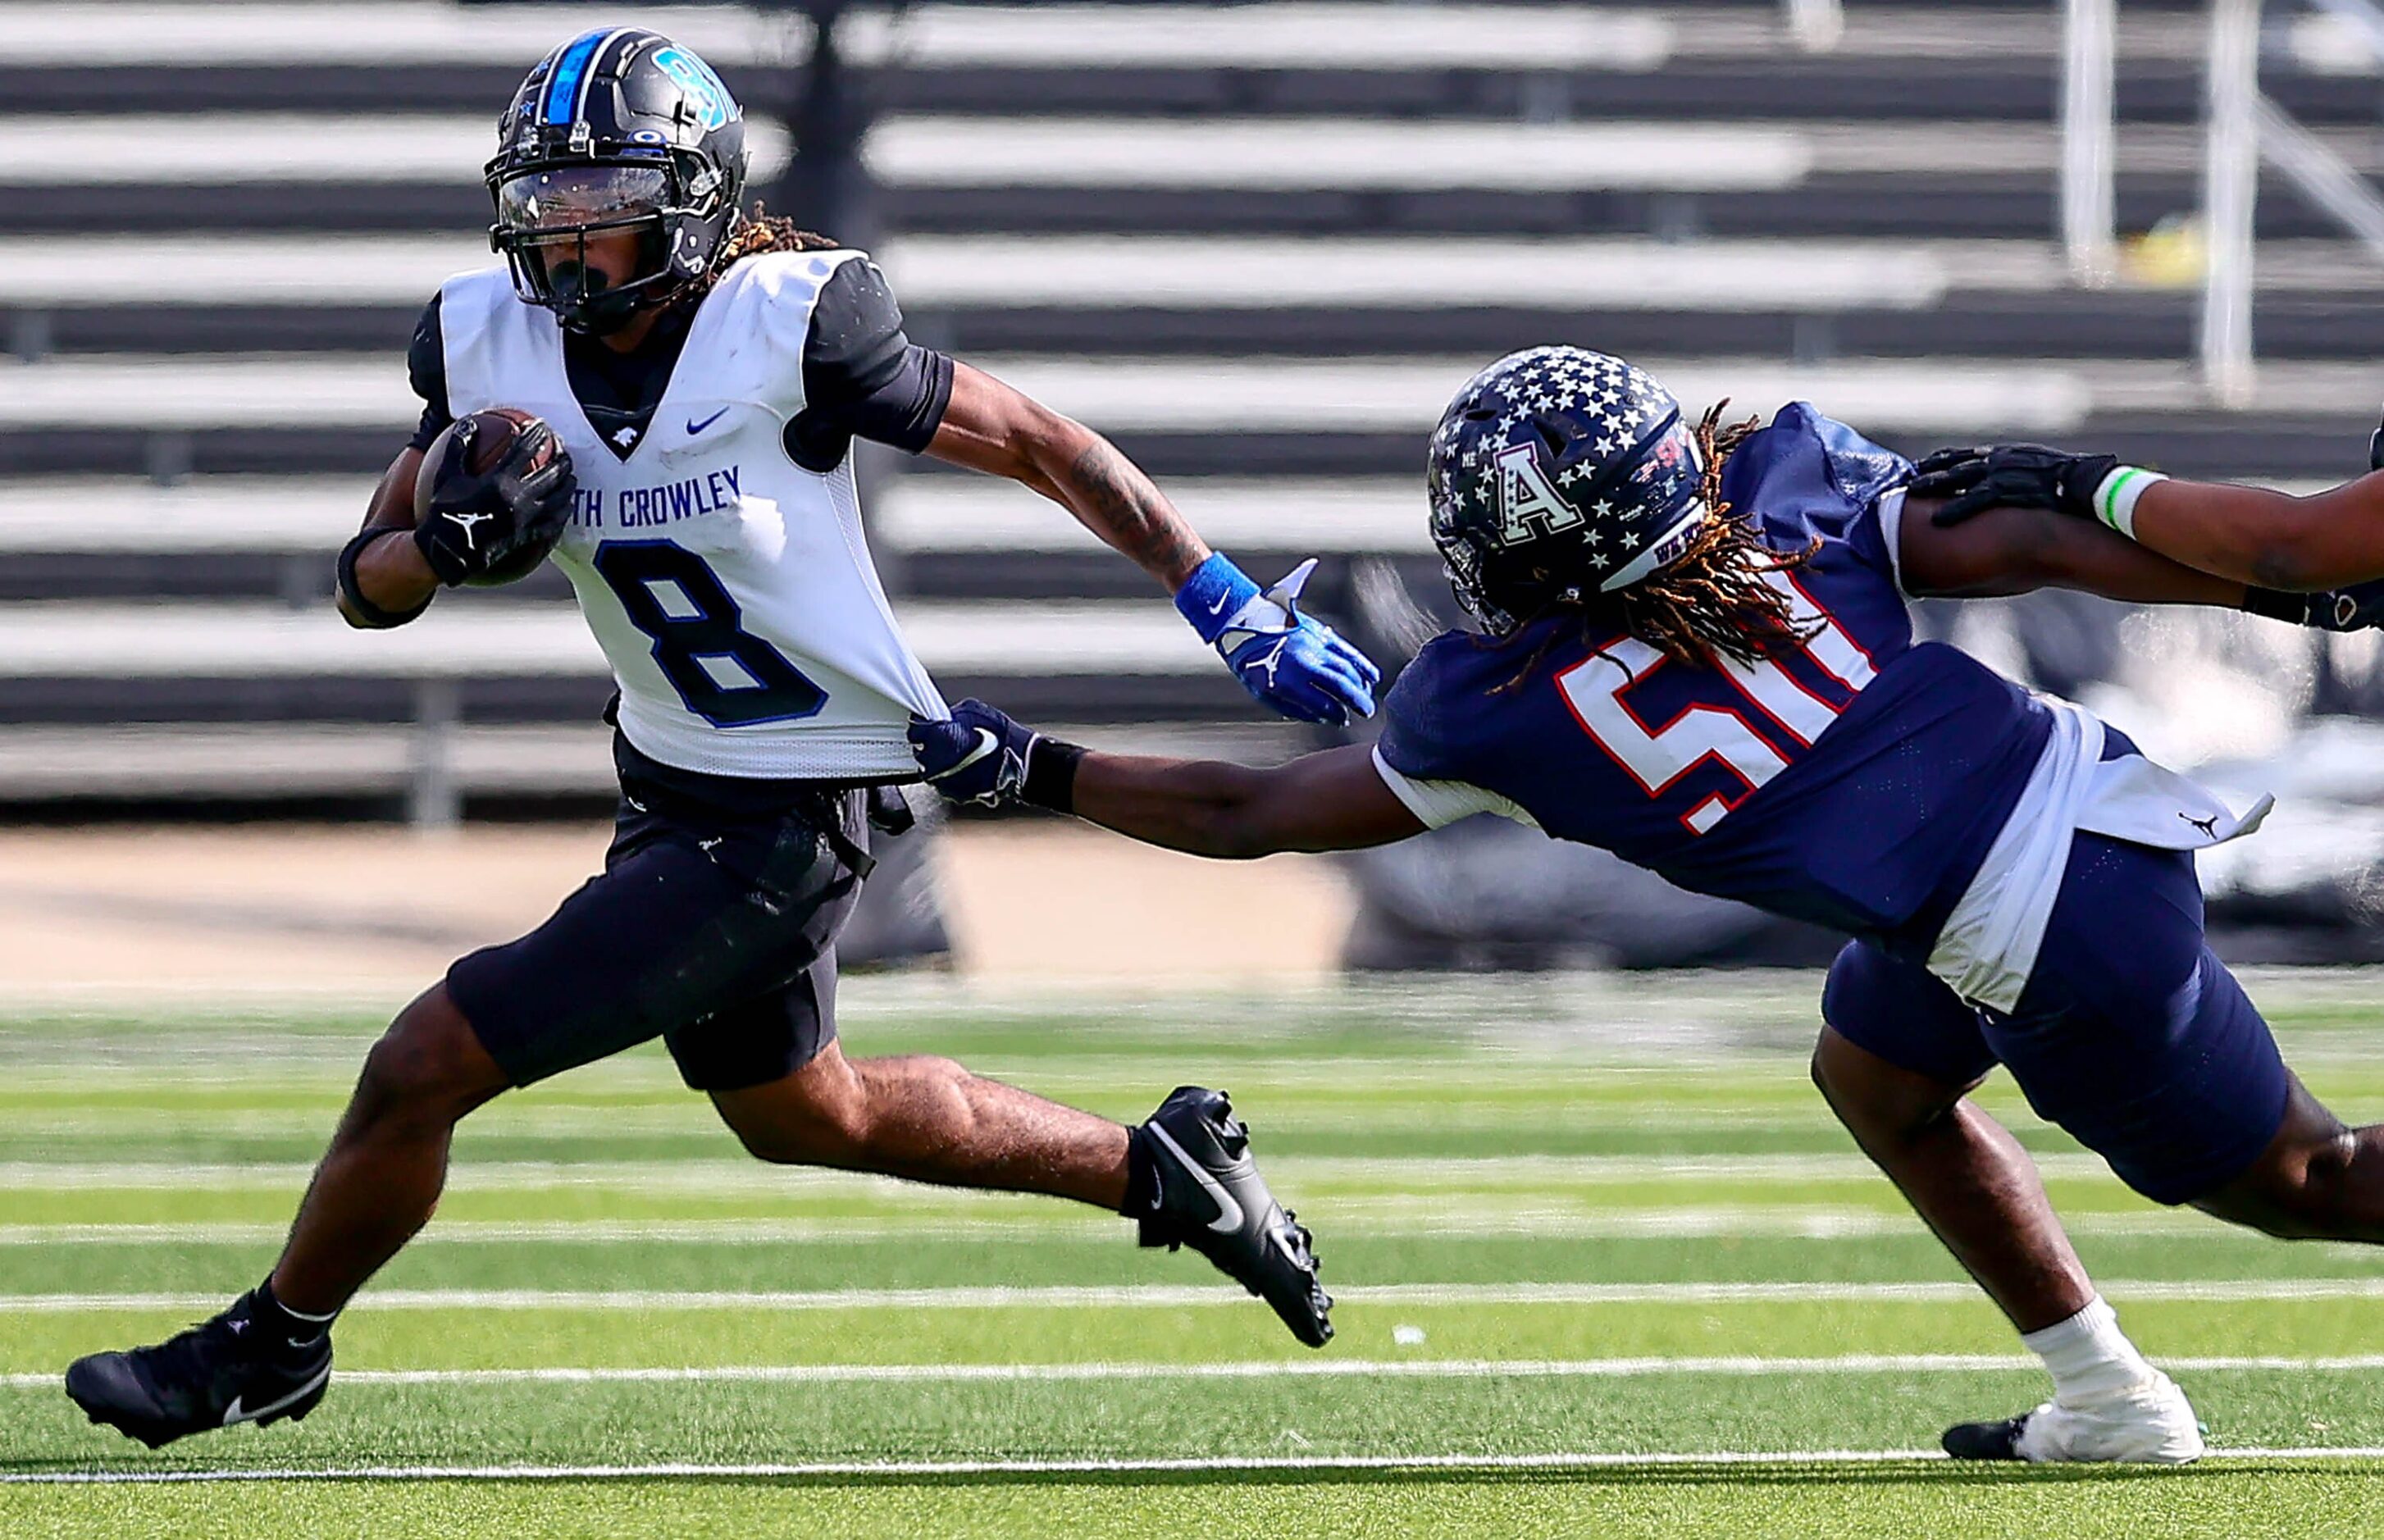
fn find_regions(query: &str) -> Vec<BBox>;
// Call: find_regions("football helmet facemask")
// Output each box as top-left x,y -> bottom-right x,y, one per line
486,28 -> 748,335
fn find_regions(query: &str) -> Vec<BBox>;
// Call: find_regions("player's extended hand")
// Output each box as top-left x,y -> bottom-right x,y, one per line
1175,555 -> 1380,727
413,418 -> 578,586
1908,444 -> 2120,527
907,700 -> 1042,808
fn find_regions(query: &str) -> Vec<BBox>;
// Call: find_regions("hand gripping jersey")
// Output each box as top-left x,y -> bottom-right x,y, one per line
1374,404 -> 2263,1001
436,252 -> 947,779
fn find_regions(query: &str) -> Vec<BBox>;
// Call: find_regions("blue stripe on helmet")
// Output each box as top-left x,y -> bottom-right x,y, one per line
540,30 -> 610,125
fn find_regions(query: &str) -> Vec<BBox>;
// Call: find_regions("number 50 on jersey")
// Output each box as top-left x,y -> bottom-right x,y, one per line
1557,572 -> 1877,836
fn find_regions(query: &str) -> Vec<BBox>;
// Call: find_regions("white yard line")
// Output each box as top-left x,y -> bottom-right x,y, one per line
6,1447 -> 2382,1483
11,1351 -> 2383,1393
0,1152 -> 2119,1189
0,1210 -> 2248,1246
0,1219 -> 1111,1247
11,1278 -> 2384,1313
0,1109 -> 1834,1142
3,1103 -> 1823,1135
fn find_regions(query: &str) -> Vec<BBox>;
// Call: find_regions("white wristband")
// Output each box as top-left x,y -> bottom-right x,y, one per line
2091,466 -> 2167,540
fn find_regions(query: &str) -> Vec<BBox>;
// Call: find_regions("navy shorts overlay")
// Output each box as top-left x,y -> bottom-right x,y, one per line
1824,832 -> 2289,1205
447,735 -> 869,1093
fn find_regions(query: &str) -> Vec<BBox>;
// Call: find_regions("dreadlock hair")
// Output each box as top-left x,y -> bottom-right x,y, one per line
1493,404 -> 1819,692
1611,404 -> 1819,667
692,207 -> 841,299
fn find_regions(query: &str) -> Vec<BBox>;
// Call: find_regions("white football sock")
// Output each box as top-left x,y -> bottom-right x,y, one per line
2021,1295 -> 2157,1407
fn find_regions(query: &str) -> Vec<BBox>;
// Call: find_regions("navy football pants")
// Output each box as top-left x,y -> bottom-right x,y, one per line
1824,832 -> 2289,1205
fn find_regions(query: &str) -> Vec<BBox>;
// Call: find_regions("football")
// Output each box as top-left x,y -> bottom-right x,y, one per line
413,406 -> 564,587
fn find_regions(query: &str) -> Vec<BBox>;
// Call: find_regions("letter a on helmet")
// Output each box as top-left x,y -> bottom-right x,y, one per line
1493,442 -> 1584,541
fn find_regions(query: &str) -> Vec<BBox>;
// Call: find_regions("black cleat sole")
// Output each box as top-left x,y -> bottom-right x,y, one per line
66,1349 -> 331,1450
1942,1415 -> 2029,1460
1262,1211 -> 1333,1348
66,1355 -> 183,1450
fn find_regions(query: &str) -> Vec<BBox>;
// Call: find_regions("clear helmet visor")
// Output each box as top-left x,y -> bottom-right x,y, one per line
495,164 -> 677,326
495,164 -> 672,236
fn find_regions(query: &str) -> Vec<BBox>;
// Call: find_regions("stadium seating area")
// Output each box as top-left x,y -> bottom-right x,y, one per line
7,0 -> 2384,817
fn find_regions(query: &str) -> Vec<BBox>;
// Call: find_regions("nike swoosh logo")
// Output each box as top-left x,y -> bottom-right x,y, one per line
936,727 -> 1001,780
1145,1123 -> 1244,1235
1206,591 -> 1233,616
686,407 -> 731,436
221,1360 -> 332,1427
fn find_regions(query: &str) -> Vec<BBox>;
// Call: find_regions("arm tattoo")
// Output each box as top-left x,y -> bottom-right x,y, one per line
1062,439 -> 1209,585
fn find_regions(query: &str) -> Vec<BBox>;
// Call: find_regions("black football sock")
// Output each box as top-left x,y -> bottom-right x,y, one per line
251,1278 -> 339,1360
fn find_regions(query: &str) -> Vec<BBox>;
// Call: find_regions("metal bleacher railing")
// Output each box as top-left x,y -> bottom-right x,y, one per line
2065,0 -> 2384,403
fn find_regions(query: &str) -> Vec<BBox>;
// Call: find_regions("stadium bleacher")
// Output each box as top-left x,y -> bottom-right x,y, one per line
6,0 -> 2382,817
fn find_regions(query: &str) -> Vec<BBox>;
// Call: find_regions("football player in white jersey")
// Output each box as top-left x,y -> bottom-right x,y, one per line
65,27 -> 1365,1448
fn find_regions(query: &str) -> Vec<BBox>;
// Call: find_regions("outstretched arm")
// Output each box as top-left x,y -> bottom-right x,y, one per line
1897,493 -> 2249,606
2120,475 -> 2384,590
1908,442 -> 2384,591
909,706 -> 1424,859
1071,744 -> 1426,859
924,360 -> 1379,724
1897,489 -> 2384,629
926,361 -> 1210,586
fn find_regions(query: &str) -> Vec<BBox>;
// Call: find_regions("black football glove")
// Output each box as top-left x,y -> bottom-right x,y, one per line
2245,577 -> 2384,632
413,418 -> 577,586
1908,444 -> 2121,527
2368,405 -> 2384,472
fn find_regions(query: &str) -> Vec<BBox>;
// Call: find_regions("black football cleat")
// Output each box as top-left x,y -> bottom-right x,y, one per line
1941,1415 -> 2029,1460
1136,1086 -> 1333,1348
65,1290 -> 333,1450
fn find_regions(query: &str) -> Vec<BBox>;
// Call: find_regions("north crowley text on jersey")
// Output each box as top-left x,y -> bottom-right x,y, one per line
570,467 -> 745,529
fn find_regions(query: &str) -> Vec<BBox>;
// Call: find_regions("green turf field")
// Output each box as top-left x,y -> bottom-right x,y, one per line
5,972 -> 2384,1538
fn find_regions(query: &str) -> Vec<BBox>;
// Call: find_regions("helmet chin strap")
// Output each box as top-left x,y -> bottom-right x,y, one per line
548,259 -> 666,336
566,297 -> 648,336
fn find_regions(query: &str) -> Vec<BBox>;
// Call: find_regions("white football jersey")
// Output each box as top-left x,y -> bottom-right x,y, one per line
437,253 -> 947,779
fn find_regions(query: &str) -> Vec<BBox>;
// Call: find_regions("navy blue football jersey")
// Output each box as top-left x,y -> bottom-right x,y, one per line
1376,403 -> 2053,943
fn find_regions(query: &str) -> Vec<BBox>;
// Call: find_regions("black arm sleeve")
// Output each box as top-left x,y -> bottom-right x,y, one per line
405,292 -> 454,453
783,259 -> 955,472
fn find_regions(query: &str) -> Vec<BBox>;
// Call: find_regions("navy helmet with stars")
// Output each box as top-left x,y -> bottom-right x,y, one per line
1426,345 -> 1709,635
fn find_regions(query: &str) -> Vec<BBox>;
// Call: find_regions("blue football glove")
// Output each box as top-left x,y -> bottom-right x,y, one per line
1174,554 -> 1381,727
907,700 -> 1042,808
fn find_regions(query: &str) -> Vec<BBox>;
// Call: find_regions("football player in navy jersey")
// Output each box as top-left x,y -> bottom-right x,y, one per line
915,345 -> 2384,1465
63,27 -> 1362,1450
